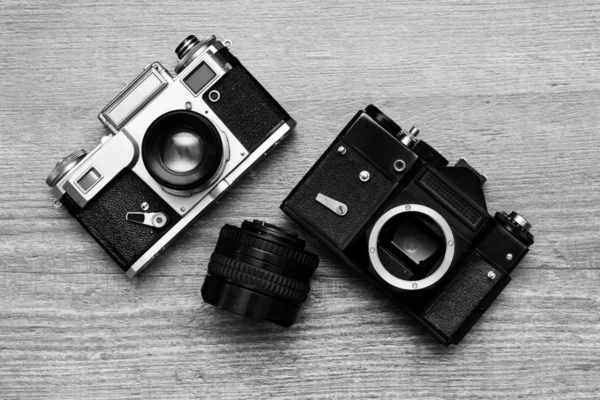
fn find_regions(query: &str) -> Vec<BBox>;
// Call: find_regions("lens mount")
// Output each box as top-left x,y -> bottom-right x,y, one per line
142,110 -> 226,193
368,204 -> 455,291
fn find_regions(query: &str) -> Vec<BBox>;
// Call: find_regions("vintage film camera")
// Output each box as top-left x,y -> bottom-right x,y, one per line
281,105 -> 534,345
46,35 -> 296,277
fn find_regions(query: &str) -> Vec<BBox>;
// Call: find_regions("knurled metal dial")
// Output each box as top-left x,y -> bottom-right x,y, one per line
219,224 -> 319,269
508,211 -> 532,231
46,149 -> 87,188
174,34 -> 217,73
496,211 -> 534,245
412,140 -> 449,166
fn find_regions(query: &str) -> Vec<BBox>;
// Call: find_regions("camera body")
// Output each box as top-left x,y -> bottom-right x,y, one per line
47,35 -> 296,277
281,105 -> 534,345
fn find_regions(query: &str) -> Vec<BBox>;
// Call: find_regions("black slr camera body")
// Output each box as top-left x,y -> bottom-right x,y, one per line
46,35 -> 295,277
282,105 -> 534,345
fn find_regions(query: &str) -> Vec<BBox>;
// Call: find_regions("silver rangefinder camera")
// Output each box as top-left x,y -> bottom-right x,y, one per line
46,35 -> 296,277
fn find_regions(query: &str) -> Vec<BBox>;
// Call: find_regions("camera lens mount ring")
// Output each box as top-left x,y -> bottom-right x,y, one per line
368,204 -> 455,291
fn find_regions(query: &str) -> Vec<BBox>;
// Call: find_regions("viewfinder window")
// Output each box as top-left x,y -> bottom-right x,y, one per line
77,168 -> 102,192
183,62 -> 216,94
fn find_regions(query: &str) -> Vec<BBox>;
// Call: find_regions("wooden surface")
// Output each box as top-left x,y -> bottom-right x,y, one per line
1,1 -> 599,398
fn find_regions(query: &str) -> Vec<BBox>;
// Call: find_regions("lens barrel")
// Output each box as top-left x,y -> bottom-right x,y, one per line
142,110 -> 223,192
201,220 -> 319,327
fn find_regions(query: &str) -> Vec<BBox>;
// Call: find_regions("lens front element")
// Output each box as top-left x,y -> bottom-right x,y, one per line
143,110 -> 223,192
160,130 -> 206,174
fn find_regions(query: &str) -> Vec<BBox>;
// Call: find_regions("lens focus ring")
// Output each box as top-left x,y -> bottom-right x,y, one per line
215,237 -> 314,281
208,254 -> 309,304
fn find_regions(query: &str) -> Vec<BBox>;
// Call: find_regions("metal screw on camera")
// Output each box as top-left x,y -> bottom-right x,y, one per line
487,271 -> 497,280
359,171 -> 370,182
141,202 -> 149,211
394,159 -> 406,172
208,90 -> 220,102
338,146 -> 347,155
506,253 -> 513,261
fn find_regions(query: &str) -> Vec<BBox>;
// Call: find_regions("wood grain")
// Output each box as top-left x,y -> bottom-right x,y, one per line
1,0 -> 599,398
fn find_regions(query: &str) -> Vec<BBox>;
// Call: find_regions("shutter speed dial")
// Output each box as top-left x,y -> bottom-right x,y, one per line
46,149 -> 87,188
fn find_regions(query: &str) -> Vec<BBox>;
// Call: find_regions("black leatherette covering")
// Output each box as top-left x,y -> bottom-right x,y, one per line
422,252 -> 505,339
204,62 -> 289,153
71,170 -> 181,271
284,140 -> 395,250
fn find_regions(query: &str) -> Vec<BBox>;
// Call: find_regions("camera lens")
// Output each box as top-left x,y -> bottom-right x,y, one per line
160,130 -> 206,174
201,220 -> 319,327
143,110 -> 223,192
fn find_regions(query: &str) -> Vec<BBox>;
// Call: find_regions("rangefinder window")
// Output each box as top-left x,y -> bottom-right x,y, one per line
183,62 -> 216,94
77,167 -> 102,192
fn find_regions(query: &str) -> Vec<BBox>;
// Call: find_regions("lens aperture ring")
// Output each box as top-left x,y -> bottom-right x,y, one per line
219,225 -> 319,269
208,254 -> 310,304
